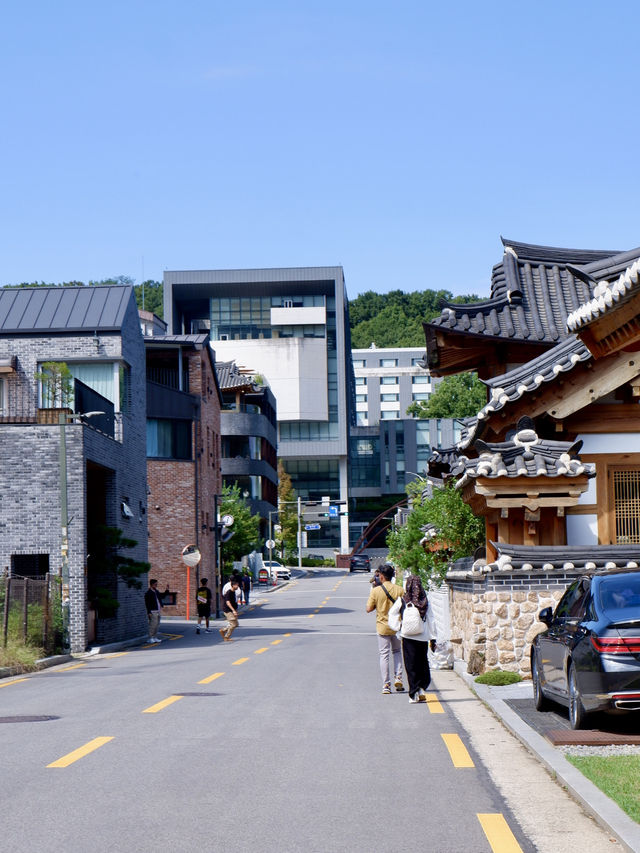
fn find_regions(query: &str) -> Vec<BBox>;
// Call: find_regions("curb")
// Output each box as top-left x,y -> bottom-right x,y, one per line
453,661 -> 640,853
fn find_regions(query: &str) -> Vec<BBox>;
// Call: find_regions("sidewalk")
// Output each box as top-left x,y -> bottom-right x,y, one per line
453,660 -> 640,853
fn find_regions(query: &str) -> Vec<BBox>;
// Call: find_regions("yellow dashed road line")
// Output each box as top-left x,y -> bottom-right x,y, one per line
477,813 -> 523,853
56,663 -> 86,672
143,695 -> 183,713
232,658 -> 249,666
271,639 -> 282,646
424,692 -> 444,713
47,736 -> 114,768
198,672 -> 224,684
0,678 -> 28,688
254,647 -> 269,654
105,652 -> 129,658
441,733 -> 474,767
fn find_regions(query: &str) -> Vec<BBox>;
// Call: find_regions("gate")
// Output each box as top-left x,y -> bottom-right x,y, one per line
0,574 -> 60,654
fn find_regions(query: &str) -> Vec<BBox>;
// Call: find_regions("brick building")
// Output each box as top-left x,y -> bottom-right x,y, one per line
145,330 -> 222,619
0,285 -> 148,652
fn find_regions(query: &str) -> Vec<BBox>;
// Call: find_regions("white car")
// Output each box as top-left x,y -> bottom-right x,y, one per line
263,560 -> 291,581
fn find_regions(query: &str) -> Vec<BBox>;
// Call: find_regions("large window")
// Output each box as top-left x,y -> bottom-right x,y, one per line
380,376 -> 398,385
147,419 -> 192,459
613,469 -> 640,544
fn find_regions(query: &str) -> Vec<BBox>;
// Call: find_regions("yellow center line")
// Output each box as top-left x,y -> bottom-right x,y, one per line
441,733 -> 474,767
142,695 -> 184,713
283,633 -> 292,637
308,614 -> 315,618
47,736 -> 114,768
271,639 -> 282,645
105,652 -> 129,658
56,663 -> 86,672
0,678 -> 28,688
254,647 -> 269,654
477,814 -> 523,853
198,672 -> 224,684
232,657 -> 249,665
424,693 -> 444,713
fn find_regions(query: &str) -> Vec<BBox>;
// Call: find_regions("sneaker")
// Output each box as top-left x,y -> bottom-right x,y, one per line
219,628 -> 226,639
196,626 -> 200,634
224,638 -> 234,643
418,690 -> 428,702
409,694 -> 420,704
154,638 -> 162,644
394,678 -> 404,692
382,685 -> 392,694
205,629 -> 211,634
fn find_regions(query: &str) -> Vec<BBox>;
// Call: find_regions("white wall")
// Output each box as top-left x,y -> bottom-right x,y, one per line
566,513 -> 598,545
578,432 -> 640,453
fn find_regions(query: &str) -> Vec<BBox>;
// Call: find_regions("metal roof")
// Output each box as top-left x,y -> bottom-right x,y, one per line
0,286 -> 133,333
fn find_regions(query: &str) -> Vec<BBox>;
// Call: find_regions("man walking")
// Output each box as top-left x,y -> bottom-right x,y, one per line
219,578 -> 240,642
241,570 -> 252,607
145,578 -> 163,644
195,577 -> 212,634
366,563 -> 404,694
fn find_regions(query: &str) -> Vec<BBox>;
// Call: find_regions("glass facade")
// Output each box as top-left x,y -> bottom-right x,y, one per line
350,436 -> 380,488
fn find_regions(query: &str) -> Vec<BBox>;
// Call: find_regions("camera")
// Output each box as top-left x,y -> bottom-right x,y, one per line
370,572 -> 381,586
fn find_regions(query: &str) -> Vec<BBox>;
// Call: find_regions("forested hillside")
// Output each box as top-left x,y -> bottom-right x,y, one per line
349,289 -> 479,348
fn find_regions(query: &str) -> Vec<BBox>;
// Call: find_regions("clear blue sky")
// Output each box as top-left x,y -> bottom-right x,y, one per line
2,1 -> 639,299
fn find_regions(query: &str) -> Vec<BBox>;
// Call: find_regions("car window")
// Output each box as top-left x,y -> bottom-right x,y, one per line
554,579 -> 590,620
599,576 -> 640,611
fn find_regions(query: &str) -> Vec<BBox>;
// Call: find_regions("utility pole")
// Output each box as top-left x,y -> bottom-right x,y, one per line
297,496 -> 302,573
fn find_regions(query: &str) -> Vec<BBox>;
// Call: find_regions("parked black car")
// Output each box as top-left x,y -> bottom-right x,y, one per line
531,568 -> 640,729
349,554 -> 371,573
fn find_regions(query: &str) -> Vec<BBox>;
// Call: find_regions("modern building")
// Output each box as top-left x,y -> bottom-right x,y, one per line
216,359 -> 277,538
144,322 -> 222,619
0,285 -> 148,652
163,266 -> 354,552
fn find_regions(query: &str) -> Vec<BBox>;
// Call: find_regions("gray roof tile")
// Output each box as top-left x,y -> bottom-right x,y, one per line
0,285 -> 132,333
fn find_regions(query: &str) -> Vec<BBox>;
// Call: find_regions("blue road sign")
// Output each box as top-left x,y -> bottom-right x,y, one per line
329,506 -> 339,518
305,523 -> 321,530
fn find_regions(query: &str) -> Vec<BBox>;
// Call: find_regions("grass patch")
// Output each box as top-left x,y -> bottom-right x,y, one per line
0,638 -> 44,672
475,670 -> 522,686
566,755 -> 640,823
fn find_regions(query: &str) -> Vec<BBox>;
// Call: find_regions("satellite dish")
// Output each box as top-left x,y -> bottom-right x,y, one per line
181,544 -> 202,567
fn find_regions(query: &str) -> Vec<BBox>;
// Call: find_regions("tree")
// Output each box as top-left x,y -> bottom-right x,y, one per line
386,480 -> 484,587
87,526 -> 151,618
276,461 -> 298,560
407,372 -> 486,419
219,483 -> 262,571
35,361 -> 74,408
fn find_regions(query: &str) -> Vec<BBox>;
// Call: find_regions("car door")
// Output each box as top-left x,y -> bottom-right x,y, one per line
540,580 -> 589,696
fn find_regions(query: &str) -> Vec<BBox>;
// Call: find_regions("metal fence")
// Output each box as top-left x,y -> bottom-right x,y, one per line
0,574 -> 60,654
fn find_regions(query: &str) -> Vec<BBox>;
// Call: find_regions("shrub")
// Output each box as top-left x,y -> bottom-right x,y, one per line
475,670 -> 522,686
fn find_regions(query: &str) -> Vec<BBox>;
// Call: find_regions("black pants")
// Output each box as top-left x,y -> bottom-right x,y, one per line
402,637 -> 431,698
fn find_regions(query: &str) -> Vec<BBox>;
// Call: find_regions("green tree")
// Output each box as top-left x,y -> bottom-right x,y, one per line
386,481 -> 484,586
35,361 -> 74,408
87,526 -> 151,618
219,483 -> 262,570
133,280 -> 164,317
407,372 -> 486,419
276,461 -> 298,560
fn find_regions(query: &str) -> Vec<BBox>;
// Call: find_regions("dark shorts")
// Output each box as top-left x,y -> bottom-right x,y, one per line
197,604 -> 211,618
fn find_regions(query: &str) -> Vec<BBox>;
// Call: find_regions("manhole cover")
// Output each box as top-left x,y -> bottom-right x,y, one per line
0,715 -> 59,723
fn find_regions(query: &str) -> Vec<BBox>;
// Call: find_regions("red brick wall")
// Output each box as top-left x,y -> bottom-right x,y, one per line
147,347 -> 222,619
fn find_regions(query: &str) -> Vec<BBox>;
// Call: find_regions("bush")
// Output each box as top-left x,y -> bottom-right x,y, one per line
475,670 -> 522,686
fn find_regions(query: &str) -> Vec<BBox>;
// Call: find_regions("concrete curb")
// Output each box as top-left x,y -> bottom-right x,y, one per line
453,661 -> 640,853
0,653 -> 73,681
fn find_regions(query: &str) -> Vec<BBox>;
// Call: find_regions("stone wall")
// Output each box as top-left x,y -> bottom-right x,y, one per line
447,569 -> 583,677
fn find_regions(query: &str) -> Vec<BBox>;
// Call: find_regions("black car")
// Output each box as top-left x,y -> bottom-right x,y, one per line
349,554 -> 371,573
531,568 -> 640,729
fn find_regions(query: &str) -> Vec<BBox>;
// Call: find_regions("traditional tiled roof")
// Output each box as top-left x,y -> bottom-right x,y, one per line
215,360 -> 261,392
478,335 -> 592,420
567,252 -> 640,332
453,422 -> 595,487
426,238 -> 618,345
486,543 -> 640,573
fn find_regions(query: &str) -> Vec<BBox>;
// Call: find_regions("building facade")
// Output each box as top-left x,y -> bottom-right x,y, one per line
163,266 -> 354,552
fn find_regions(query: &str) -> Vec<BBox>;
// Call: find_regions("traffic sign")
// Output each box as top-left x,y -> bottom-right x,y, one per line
305,523 -> 321,530
265,539 -> 276,549
329,506 -> 338,518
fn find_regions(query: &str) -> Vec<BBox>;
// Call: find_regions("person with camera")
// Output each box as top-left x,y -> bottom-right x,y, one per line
366,563 -> 404,694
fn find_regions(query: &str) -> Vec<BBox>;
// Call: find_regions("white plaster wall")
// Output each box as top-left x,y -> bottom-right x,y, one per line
213,337 -> 328,421
577,476 -> 597,504
566,513 -> 598,545
578,432 -> 640,453
270,306 -> 326,325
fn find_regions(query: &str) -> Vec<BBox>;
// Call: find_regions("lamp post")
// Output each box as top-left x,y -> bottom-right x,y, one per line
268,509 -> 279,565
59,410 -> 104,652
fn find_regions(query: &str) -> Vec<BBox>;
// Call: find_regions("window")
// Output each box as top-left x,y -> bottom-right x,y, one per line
380,393 -> 399,402
380,358 -> 398,367
352,359 -> 365,368
381,411 -> 399,419
411,358 -> 424,366
380,376 -> 398,385
612,469 -> 640,544
355,377 -> 367,386
412,375 -> 430,384
356,412 -> 368,426
412,393 -> 430,401
356,394 -> 368,403
554,579 -> 590,619
147,419 -> 192,459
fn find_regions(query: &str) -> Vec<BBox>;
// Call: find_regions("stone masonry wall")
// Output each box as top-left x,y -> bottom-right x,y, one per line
447,570 -> 583,677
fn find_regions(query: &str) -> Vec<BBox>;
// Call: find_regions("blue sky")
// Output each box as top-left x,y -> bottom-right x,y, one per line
2,1 -> 640,299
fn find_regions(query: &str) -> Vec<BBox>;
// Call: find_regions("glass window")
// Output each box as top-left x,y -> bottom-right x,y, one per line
380,358 -> 398,367
613,469 -> 640,544
412,393 -> 430,401
147,419 -> 192,459
380,411 -> 399,419
355,377 -> 367,386
554,580 -> 590,619
356,394 -> 368,403
412,375 -> 430,384
356,412 -> 368,426
380,393 -> 399,402
352,359 -> 365,368
411,358 -> 424,366
380,376 -> 398,385
0,377 -> 4,412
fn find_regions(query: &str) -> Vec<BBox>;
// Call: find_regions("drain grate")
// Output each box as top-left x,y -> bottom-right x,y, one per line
0,715 -> 59,723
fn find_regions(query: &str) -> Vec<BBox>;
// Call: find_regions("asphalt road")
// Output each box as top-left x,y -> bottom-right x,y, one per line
0,570 -> 619,853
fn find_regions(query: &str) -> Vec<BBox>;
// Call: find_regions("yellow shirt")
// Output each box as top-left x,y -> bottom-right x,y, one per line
367,582 -> 404,636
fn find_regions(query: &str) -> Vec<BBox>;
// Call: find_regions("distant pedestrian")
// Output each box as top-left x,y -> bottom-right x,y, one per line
145,578 -> 163,644
195,578 -> 212,634
219,578 -> 240,642
390,575 -> 438,703
241,570 -> 252,606
366,563 -> 404,694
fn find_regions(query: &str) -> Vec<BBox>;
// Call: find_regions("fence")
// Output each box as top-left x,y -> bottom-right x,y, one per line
0,574 -> 60,654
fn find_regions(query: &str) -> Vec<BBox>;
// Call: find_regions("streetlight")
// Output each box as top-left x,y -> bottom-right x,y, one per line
59,410 -> 104,652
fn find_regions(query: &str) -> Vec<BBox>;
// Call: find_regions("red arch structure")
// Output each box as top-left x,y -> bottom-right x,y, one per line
350,498 -> 408,556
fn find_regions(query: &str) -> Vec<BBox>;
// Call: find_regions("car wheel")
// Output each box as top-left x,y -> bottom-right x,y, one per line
532,654 -> 549,711
568,664 -> 588,730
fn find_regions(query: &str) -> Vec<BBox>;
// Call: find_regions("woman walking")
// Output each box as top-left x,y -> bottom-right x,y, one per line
398,575 -> 437,704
